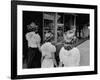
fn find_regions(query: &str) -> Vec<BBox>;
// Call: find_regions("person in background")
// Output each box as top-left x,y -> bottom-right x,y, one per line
26,22 -> 41,68
44,31 -> 53,42
82,25 -> 90,39
59,28 -> 80,67
40,38 -> 57,68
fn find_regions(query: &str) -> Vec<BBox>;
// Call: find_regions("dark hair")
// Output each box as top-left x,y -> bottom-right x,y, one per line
64,25 -> 71,32
64,45 -> 72,50
45,37 -> 52,42
27,22 -> 38,32
27,28 -> 37,32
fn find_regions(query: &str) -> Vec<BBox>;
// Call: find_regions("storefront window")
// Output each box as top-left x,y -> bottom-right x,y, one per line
43,12 -> 55,42
43,12 -> 77,43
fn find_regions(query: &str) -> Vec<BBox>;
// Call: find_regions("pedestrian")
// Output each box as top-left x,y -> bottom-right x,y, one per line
59,28 -> 80,67
40,39 -> 57,68
26,22 -> 41,68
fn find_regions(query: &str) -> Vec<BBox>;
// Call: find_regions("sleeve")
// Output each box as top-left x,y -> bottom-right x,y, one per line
36,34 -> 41,43
59,47 -> 64,62
25,33 -> 29,40
51,45 -> 56,53
73,48 -> 80,66
25,32 -> 33,41
40,44 -> 46,56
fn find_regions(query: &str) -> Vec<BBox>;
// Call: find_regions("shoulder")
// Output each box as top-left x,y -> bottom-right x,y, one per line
36,33 -> 41,39
41,42 -> 56,52
41,42 -> 48,50
40,43 -> 50,53
59,47 -> 67,59
59,47 -> 67,54
71,47 -> 80,56
26,32 -> 35,36
73,47 -> 80,52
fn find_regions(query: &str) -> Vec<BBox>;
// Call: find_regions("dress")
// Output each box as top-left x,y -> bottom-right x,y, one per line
59,47 -> 80,67
40,42 -> 56,68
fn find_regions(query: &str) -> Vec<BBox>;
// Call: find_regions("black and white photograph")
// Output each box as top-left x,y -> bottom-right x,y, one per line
11,1 -> 97,79
23,11 -> 90,68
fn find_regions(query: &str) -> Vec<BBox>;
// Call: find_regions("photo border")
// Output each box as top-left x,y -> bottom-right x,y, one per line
11,0 -> 98,79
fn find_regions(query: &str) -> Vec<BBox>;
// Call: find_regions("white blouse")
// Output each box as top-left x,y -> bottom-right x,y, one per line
26,32 -> 41,48
40,42 -> 56,58
59,47 -> 80,66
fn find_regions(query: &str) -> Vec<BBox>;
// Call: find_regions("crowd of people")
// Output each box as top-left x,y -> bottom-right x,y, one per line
25,22 -> 80,68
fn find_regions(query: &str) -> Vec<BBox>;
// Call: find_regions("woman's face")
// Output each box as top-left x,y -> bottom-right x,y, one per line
64,29 -> 75,42
66,30 -> 75,39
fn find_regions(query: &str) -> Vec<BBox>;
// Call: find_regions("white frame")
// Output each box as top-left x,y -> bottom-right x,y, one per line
17,5 -> 94,75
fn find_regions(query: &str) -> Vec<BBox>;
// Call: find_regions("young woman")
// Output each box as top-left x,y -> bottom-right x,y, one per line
59,28 -> 80,67
26,22 -> 41,68
40,40 -> 57,68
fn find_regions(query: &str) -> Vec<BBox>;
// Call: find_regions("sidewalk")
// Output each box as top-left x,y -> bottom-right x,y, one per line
77,40 -> 90,66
